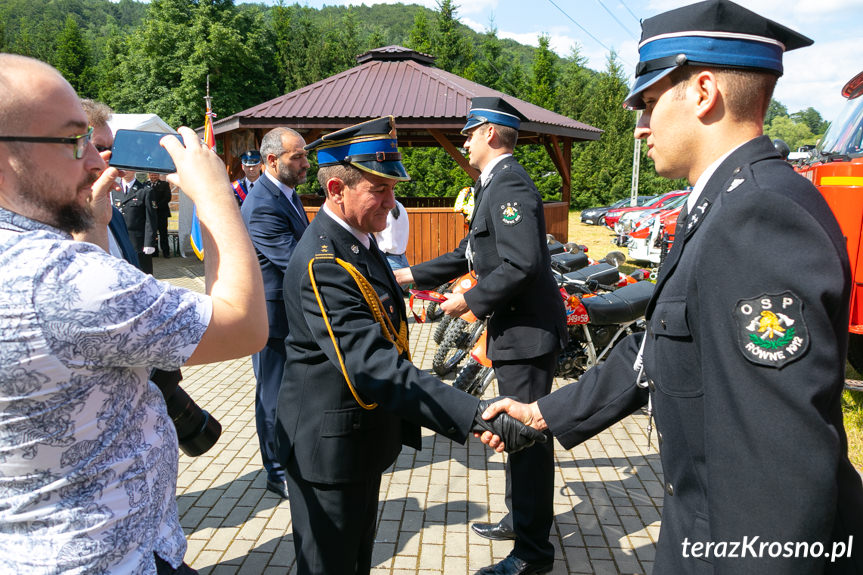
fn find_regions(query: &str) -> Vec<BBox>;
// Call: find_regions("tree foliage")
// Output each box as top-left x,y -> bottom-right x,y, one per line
0,0 -> 826,206
765,116 -> 817,151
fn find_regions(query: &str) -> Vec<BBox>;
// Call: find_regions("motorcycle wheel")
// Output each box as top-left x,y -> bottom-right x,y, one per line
432,314 -> 453,345
453,359 -> 482,392
849,333 -> 863,376
425,282 -> 450,322
432,318 -> 472,376
474,366 -> 496,397
454,359 -> 495,396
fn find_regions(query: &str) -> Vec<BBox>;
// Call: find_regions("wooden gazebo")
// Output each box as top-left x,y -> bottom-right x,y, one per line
210,45 -> 601,260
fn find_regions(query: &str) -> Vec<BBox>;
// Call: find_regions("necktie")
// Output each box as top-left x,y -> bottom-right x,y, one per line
473,179 -> 484,205
290,192 -> 309,226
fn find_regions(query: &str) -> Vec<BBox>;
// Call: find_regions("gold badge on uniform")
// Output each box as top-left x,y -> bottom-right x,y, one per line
734,291 -> 809,368
351,245 -> 359,254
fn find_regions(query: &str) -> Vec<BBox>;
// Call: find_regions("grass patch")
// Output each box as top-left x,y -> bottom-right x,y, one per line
844,363 -> 863,470
568,210 -> 863,471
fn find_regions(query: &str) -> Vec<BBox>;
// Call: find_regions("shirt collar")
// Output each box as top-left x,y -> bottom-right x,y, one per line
480,153 -> 512,187
686,141 -> 747,212
0,206 -> 68,236
264,170 -> 294,198
322,204 -> 371,249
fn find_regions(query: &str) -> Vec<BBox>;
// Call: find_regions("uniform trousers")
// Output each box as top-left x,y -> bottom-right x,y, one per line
251,336 -> 287,483
493,351 -> 557,563
285,461 -> 382,575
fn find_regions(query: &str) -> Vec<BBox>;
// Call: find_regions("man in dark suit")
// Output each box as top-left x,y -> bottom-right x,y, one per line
145,172 -> 172,257
112,170 -> 157,274
395,98 -> 567,575
477,2 -> 863,574
274,116 -> 543,575
241,127 -> 310,500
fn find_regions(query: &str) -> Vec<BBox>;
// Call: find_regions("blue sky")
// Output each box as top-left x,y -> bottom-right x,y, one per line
244,0 -> 861,122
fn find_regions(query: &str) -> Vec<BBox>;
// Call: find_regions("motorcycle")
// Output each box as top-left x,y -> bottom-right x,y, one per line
433,242 -> 590,376
431,272 -> 477,345
451,249 -> 653,396
554,276 -> 653,378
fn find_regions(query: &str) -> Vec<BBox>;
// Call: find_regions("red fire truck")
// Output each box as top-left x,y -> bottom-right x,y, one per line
795,71 -> 863,371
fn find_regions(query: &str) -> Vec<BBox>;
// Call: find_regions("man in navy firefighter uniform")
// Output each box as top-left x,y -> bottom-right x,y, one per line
274,116 -> 545,575
476,1 -> 863,573
232,149 -> 262,206
395,98 -> 567,575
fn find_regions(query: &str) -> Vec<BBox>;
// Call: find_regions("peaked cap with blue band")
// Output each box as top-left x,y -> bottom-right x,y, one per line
305,116 -> 410,181
623,0 -> 813,110
462,96 -> 526,134
241,150 -> 262,165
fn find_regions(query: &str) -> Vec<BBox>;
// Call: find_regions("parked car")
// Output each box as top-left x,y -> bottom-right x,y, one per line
579,196 -> 655,226
626,204 -> 685,264
619,192 -> 689,235
604,190 -> 691,231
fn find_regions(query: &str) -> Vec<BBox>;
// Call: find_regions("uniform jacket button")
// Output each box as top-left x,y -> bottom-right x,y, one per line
666,482 -> 674,496
448,426 -> 456,434
659,319 -> 667,329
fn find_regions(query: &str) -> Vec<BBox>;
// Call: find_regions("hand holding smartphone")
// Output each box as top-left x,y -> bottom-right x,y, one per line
109,129 -> 184,174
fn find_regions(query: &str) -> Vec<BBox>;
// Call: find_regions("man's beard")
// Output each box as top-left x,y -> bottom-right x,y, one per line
20,168 -> 96,234
276,159 -> 306,189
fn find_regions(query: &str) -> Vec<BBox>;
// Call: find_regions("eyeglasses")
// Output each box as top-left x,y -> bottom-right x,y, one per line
0,126 -> 95,160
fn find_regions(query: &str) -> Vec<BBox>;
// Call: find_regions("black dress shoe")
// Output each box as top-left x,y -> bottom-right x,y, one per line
475,555 -> 553,575
471,521 -> 516,541
266,479 -> 289,499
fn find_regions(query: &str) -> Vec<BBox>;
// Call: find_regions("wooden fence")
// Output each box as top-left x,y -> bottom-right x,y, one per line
301,197 -> 569,265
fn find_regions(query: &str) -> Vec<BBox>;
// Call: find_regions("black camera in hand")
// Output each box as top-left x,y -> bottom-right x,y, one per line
150,368 -> 222,457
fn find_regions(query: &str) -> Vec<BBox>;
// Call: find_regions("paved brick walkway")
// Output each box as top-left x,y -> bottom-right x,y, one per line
155,256 -> 661,574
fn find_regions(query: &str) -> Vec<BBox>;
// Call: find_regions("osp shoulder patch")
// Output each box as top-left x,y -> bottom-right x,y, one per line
734,291 -> 809,368
500,201 -> 522,225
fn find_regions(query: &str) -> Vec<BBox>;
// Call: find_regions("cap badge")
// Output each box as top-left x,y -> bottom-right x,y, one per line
351,245 -> 359,254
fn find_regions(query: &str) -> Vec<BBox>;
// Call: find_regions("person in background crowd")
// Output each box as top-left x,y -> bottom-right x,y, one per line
241,129 -> 309,500
79,98 -> 139,266
113,169 -> 157,273
146,171 -> 173,257
374,198 -> 410,271
232,149 -> 262,205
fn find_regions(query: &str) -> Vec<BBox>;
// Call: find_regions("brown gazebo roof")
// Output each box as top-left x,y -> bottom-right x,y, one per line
212,45 -> 601,147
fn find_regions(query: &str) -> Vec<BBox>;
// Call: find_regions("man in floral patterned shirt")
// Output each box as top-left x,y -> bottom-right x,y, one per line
0,54 -> 267,574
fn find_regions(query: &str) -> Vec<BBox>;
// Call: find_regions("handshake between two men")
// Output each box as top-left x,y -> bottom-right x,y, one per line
472,397 -> 544,454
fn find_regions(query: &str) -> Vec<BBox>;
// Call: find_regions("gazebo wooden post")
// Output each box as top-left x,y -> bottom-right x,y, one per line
562,136 -> 572,207
428,129 -> 480,181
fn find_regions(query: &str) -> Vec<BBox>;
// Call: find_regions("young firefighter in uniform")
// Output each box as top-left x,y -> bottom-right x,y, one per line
476,1 -> 863,573
273,116 -> 545,575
